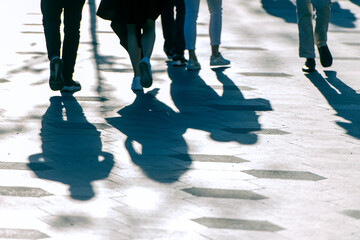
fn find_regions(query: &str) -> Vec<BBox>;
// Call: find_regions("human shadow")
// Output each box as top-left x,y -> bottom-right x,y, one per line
306,71 -> 360,139
106,90 -> 191,183
330,2 -> 356,28
28,94 -> 114,200
261,0 -> 297,23
350,0 -> 360,6
168,66 -> 272,146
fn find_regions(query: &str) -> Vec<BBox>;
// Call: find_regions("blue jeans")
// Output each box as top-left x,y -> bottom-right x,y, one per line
296,0 -> 332,58
184,0 -> 222,50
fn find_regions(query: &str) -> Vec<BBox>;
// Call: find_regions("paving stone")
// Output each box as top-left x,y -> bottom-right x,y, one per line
0,162 -> 52,171
341,210 -> 360,220
0,186 -> 53,197
182,187 -> 267,200
243,170 -> 326,181
192,217 -> 284,232
0,228 -> 49,239
239,72 -> 292,77
171,154 -> 249,163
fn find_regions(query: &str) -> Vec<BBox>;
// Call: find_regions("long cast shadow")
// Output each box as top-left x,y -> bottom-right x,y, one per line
28,94 -> 114,200
306,71 -> 360,139
169,66 -> 272,146
330,2 -> 356,28
261,0 -> 297,23
106,90 -> 191,183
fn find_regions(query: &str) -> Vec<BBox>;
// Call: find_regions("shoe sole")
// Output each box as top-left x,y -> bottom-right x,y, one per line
139,61 -> 152,88
49,59 -> 64,91
61,85 -> 81,92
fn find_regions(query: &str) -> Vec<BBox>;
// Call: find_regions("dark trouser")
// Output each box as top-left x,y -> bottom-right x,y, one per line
161,0 -> 185,56
41,0 -> 85,80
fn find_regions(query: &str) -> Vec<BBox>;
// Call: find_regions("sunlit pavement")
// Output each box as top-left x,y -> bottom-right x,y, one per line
1,0 -> 360,239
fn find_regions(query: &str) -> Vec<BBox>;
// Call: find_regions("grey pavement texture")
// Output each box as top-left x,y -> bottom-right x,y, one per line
1,0 -> 360,239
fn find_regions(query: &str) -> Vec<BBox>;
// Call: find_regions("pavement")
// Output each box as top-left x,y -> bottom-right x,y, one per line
1,0 -> 360,239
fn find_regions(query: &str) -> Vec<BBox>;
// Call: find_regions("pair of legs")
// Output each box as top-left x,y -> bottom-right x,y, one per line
161,0 -> 186,58
41,0 -> 85,82
126,19 -> 156,78
184,0 -> 223,62
296,0 -> 332,59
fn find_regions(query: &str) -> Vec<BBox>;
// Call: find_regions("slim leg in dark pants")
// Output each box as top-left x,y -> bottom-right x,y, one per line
41,0 -> 85,81
161,0 -> 185,57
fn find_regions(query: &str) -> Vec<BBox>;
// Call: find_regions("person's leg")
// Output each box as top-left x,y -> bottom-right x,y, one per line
126,24 -> 142,77
141,19 -> 156,59
174,0 -> 185,56
41,0 -> 62,60
184,0 -> 200,61
313,0 -> 331,47
161,0 -> 175,58
62,0 -> 86,82
313,0 -> 332,67
207,0 -> 222,57
296,0 -> 315,59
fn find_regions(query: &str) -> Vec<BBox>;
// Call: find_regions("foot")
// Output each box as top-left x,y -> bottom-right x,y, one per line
164,46 -> 174,60
302,58 -> 316,73
139,57 -> 153,88
210,53 -> 230,66
61,79 -> 81,92
131,76 -> 143,91
186,59 -> 201,71
172,53 -> 187,67
49,56 -> 64,91
318,45 -> 332,67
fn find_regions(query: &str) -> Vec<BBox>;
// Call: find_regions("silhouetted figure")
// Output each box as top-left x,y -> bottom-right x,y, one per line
97,0 -> 166,91
296,0 -> 333,72
41,0 -> 84,92
161,0 -> 187,66
306,71 -> 360,139
184,0 -> 230,71
28,95 -> 114,201
106,90 -> 191,183
168,66 -> 272,145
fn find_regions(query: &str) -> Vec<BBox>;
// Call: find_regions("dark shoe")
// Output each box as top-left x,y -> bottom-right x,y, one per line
163,46 -> 174,60
49,56 -> 64,91
302,58 -> 316,72
61,80 -> 81,92
172,53 -> 187,66
318,45 -> 332,67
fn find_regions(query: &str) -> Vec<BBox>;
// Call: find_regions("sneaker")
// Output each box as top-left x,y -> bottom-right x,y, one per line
318,45 -> 332,67
49,56 -> 64,91
302,58 -> 316,73
172,53 -> 187,66
210,53 -> 231,66
186,59 -> 201,71
61,79 -> 82,92
131,76 -> 143,91
139,57 -> 153,88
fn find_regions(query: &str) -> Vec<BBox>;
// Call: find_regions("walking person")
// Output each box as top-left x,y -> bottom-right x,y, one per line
41,0 -> 85,92
296,0 -> 333,72
184,0 -> 230,71
97,0 -> 165,91
161,0 -> 187,66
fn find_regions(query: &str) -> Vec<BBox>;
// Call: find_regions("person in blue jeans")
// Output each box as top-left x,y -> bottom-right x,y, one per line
41,0 -> 85,92
184,0 -> 230,71
161,0 -> 187,66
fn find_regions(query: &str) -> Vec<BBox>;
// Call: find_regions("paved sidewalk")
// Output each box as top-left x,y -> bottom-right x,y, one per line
1,0 -> 360,239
